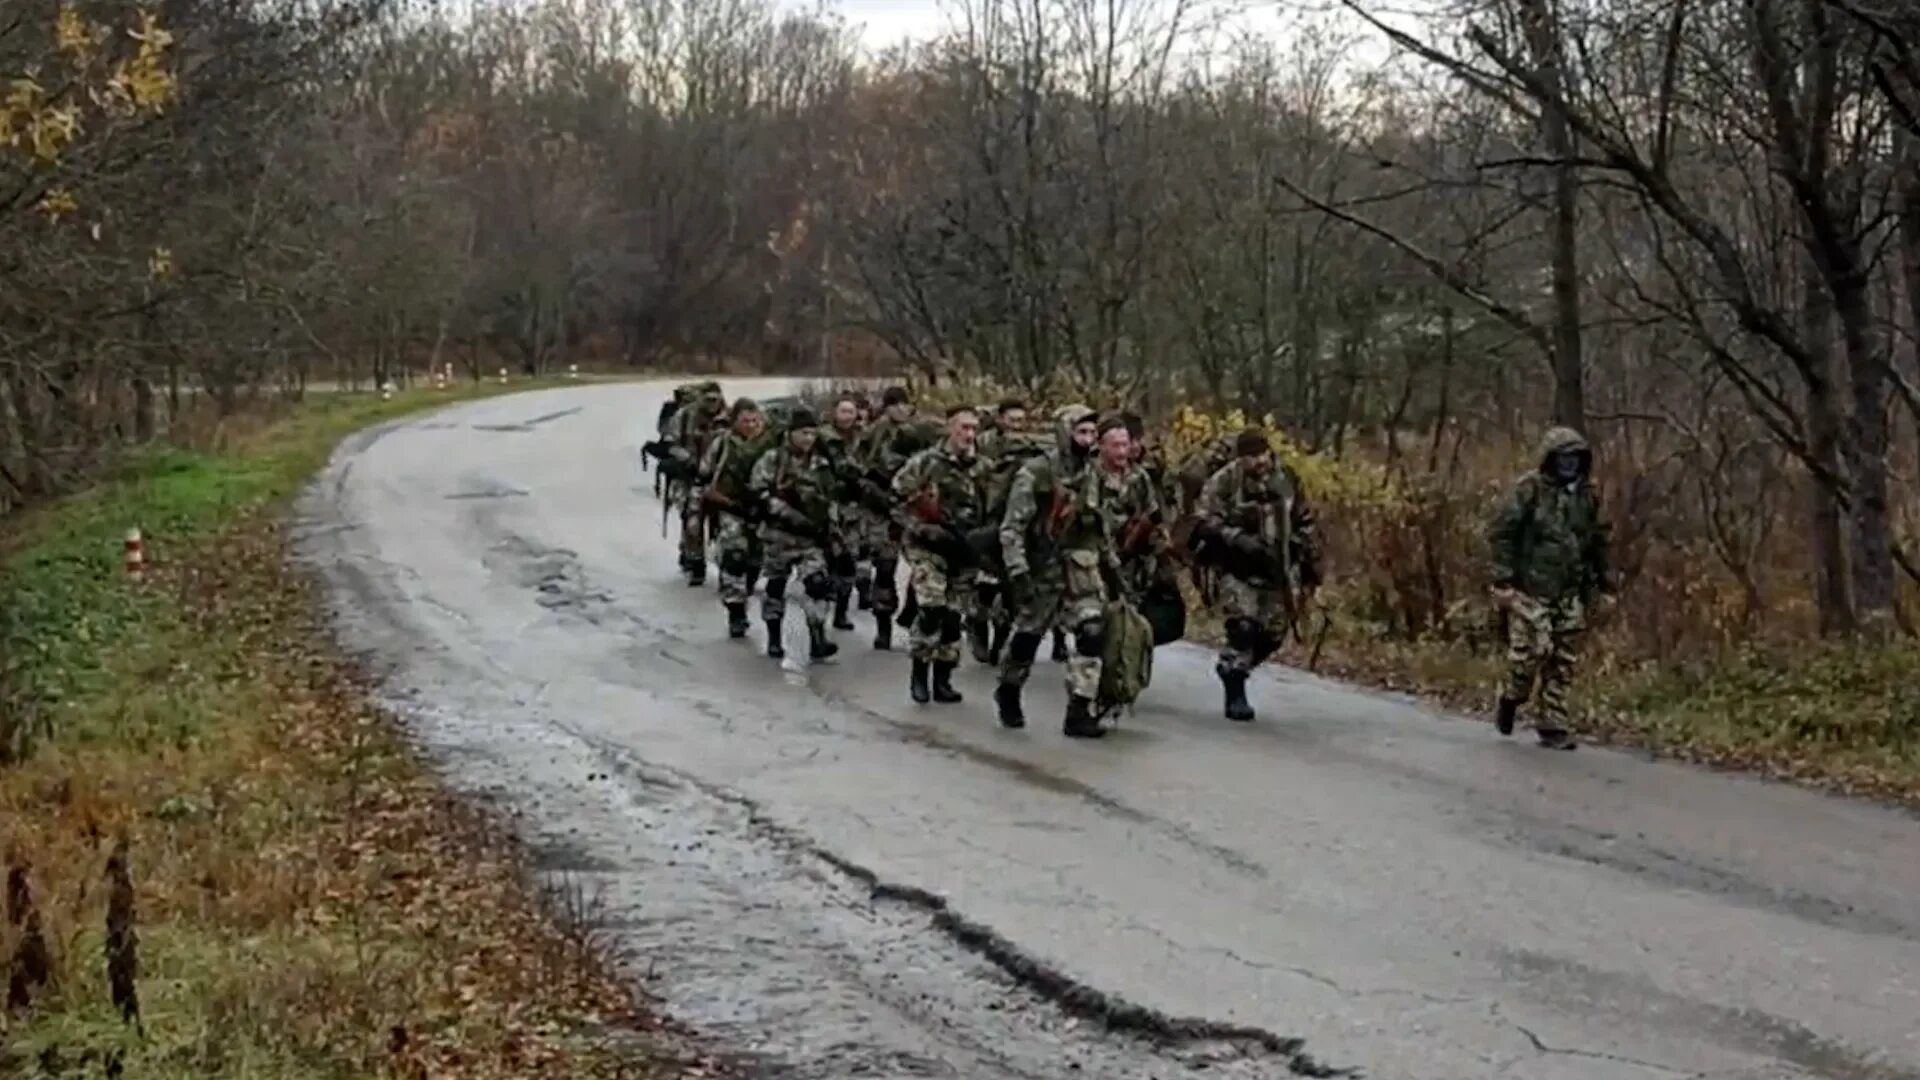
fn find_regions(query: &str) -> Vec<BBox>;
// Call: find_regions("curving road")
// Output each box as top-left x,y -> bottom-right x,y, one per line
296,380 -> 1920,1080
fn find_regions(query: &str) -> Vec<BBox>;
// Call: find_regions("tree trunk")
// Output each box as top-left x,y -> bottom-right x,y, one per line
1800,275 -> 1855,636
1517,0 -> 1585,432
1833,279 -> 1896,631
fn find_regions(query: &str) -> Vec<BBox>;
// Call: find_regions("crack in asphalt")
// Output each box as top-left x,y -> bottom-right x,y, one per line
1507,1022 -> 1696,1078
556,725 -> 1362,1078
444,487 -> 531,500
586,747 -> 1358,1077
832,853 -> 1353,1078
469,405 -> 586,433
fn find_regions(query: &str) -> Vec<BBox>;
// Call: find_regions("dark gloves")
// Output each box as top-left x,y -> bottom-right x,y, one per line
1004,571 -> 1033,611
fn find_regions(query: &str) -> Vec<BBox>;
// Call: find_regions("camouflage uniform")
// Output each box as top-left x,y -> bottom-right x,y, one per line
1197,454 -> 1321,722
993,408 -> 1094,715
891,440 -> 986,704
1120,434 -> 1175,602
853,411 -> 927,649
700,426 -> 774,637
818,419 -> 872,629
1487,427 -> 1612,749
998,425 -> 1159,736
969,427 -> 1052,664
1173,434 -> 1239,517
750,428 -> 842,662
667,383 -> 727,584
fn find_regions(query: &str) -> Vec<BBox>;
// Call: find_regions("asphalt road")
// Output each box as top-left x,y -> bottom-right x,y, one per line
296,380 -> 1920,1080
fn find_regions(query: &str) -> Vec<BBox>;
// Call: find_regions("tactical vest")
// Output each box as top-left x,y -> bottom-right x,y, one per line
711,432 -> 774,501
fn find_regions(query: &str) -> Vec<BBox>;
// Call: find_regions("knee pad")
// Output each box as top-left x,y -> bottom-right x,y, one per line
719,549 -> 755,576
803,571 -> 835,601
1225,616 -> 1263,653
764,577 -> 789,601
916,605 -> 948,637
1007,631 -> 1043,665
1073,618 -> 1105,658
940,608 -> 965,643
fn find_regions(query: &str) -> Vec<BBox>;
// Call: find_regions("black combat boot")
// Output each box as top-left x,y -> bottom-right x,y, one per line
873,613 -> 893,651
909,658 -> 932,704
1050,629 -> 1070,663
968,615 -> 993,664
808,620 -> 839,661
931,661 -> 963,704
726,603 -> 749,639
1219,666 -> 1254,722
994,682 -> 1026,729
1495,696 -> 1520,736
833,593 -> 855,631
1536,727 -> 1577,751
686,563 -> 706,587
1063,695 -> 1104,738
765,618 -> 784,660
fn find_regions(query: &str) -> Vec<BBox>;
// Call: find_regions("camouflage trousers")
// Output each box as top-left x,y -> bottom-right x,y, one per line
999,548 -> 1106,699
903,545 -> 974,664
1504,592 -> 1586,729
678,487 -> 708,573
832,510 -> 883,605
856,509 -> 901,616
710,513 -> 761,606
762,526 -> 832,628
1216,574 -> 1294,675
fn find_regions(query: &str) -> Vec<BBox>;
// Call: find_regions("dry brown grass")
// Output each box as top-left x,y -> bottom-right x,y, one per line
2,385 -> 734,1080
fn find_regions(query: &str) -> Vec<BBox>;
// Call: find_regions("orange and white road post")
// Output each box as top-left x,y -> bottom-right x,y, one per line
124,528 -> 145,581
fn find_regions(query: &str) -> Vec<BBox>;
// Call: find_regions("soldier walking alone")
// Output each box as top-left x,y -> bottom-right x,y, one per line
1486,427 -> 1614,750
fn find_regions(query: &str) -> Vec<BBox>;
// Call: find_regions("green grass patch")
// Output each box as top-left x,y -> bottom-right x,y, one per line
1,385 -> 559,758
2,380 -> 717,1080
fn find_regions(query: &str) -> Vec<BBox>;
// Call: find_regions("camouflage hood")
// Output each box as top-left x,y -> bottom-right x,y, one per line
1537,426 -> 1590,472
1054,404 -> 1096,458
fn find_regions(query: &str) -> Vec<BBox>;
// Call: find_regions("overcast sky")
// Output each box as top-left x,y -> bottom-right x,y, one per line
795,0 -> 1400,73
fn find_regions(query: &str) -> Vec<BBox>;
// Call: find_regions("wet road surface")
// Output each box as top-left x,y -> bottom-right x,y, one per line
295,381 -> 1920,1080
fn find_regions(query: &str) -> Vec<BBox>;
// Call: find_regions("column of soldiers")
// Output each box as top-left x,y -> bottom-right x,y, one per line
650,381 -> 1612,750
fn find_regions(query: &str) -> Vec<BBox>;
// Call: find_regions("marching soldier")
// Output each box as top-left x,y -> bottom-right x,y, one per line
698,399 -> 773,639
817,394 -> 870,630
853,386 -> 918,650
1486,426 -> 1614,750
1116,411 -> 1174,600
994,405 -> 1107,733
969,398 -> 1038,664
750,407 -> 843,662
1194,428 -> 1322,723
891,404 -> 987,705
666,380 -> 728,586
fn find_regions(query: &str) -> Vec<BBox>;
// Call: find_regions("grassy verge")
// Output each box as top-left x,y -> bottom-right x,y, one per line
1,383 -> 730,1078
1276,606 -> 1920,806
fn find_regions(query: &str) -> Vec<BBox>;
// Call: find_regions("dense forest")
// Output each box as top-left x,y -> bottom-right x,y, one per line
4,0 -> 1916,659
